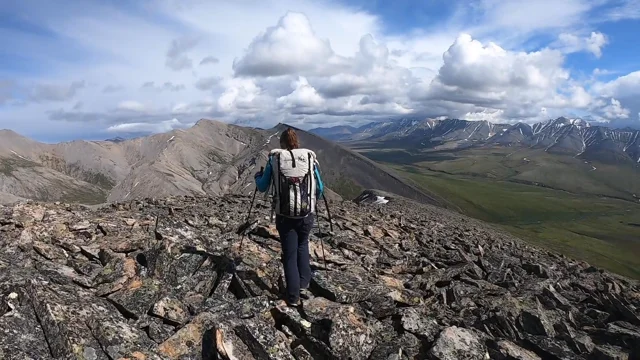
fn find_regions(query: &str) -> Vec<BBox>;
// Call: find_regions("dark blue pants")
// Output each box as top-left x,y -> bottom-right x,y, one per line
275,214 -> 314,304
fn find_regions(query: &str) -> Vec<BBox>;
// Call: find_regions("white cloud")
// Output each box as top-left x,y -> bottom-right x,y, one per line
598,98 -> 631,119
276,76 -> 325,109
555,32 -> 608,57
590,71 -> 640,123
408,33 -> 592,120
232,12 -> 336,77
472,0 -> 595,37
107,118 -> 193,134
116,100 -> 147,113
603,0 -> 640,21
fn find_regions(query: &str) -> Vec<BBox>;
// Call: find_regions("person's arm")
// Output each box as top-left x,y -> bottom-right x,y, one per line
314,162 -> 324,198
254,157 -> 272,193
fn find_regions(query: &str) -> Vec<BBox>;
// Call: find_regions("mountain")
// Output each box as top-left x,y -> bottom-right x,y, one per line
1,192 -> 638,359
0,120 -> 446,208
307,125 -> 359,141
104,136 -> 126,143
310,117 -> 640,164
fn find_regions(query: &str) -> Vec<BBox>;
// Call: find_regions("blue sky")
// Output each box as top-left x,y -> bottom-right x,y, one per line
0,0 -> 639,142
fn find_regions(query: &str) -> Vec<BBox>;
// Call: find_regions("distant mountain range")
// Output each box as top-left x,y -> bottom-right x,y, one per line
311,117 -> 640,164
0,120 -> 446,207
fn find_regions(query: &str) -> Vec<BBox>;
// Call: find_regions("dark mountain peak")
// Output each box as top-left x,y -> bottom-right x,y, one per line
310,116 -> 639,164
104,136 -> 126,143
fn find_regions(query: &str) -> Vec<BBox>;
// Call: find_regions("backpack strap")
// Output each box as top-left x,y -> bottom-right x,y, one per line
288,149 -> 296,168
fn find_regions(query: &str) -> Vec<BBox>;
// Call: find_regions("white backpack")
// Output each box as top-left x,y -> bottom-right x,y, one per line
269,148 -> 317,218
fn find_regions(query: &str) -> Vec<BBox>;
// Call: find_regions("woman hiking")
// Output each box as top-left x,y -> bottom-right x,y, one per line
254,127 -> 324,306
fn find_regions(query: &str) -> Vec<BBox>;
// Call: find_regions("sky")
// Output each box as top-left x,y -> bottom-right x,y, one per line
0,0 -> 639,142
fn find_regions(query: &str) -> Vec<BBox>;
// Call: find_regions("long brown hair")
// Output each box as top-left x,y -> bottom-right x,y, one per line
279,128 -> 299,150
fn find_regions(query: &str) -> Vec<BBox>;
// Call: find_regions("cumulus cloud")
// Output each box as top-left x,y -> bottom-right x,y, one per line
232,12 -> 335,77
276,77 -> 325,110
589,71 -> 640,123
406,33 -> 601,120
597,98 -> 631,119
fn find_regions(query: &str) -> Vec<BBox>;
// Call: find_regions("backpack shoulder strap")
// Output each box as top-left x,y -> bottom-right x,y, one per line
269,148 -> 283,156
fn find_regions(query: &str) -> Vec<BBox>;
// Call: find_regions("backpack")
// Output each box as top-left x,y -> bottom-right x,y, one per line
269,148 -> 317,218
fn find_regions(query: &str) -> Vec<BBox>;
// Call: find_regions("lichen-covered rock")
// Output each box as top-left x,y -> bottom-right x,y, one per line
157,311 -> 218,359
487,339 -> 541,360
400,307 -> 442,342
151,296 -> 189,325
0,194 -> 638,359
429,326 -> 487,360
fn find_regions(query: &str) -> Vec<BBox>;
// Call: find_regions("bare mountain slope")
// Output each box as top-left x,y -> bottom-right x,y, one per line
0,120 -> 266,204
0,133 -> 109,204
266,123 -> 449,207
0,120 -> 445,207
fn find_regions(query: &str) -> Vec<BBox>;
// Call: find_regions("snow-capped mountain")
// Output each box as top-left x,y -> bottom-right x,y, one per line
310,117 -> 640,164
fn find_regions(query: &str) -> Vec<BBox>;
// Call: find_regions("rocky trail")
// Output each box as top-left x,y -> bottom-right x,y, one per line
0,194 -> 639,359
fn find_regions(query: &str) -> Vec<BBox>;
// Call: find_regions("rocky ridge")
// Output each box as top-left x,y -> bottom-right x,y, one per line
1,194 -> 639,359
0,120 -> 443,209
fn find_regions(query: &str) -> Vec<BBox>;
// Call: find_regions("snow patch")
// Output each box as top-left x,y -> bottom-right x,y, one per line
373,196 -> 389,204
10,150 -> 28,161
264,132 -> 279,147
467,122 -> 483,140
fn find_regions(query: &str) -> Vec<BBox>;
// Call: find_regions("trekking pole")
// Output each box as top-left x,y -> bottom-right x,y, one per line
239,186 -> 257,252
239,167 -> 262,251
321,193 -> 334,233
314,161 -> 333,233
315,204 -> 327,268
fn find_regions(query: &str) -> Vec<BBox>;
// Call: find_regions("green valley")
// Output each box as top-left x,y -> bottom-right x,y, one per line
355,147 -> 640,279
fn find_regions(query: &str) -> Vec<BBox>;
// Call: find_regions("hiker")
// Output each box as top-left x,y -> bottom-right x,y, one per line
254,127 -> 324,306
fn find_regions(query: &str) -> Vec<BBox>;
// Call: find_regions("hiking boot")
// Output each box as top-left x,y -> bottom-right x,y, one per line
300,288 -> 313,300
277,298 -> 302,308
